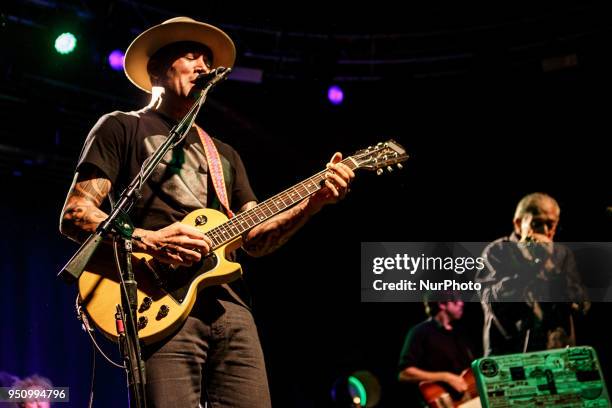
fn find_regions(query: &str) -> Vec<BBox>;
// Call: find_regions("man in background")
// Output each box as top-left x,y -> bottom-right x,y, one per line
398,296 -> 475,406
477,192 -> 590,355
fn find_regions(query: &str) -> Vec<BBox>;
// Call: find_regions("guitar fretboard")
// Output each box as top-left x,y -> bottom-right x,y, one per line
205,157 -> 357,249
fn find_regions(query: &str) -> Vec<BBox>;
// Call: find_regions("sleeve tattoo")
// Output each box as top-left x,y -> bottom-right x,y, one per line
241,200 -> 314,257
60,170 -> 111,243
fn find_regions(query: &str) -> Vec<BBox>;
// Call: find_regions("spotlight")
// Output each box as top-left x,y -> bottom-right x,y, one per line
54,32 -> 77,55
328,85 -> 344,105
331,370 -> 381,407
108,49 -> 125,71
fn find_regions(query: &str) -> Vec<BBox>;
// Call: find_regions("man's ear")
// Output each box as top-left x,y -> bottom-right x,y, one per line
147,59 -> 163,84
513,217 -> 522,235
149,74 -> 160,86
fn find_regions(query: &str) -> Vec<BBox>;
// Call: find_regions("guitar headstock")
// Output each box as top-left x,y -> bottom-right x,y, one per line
351,140 -> 409,175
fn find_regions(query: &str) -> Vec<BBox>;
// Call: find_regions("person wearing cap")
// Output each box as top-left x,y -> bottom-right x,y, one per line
59,17 -> 354,408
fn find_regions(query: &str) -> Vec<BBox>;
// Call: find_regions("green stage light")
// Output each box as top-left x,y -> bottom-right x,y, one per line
348,376 -> 367,407
332,371 -> 381,407
54,32 -> 77,55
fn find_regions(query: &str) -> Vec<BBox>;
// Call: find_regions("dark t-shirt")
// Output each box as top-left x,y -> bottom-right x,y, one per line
398,318 -> 473,374
77,108 -> 256,228
77,108 -> 257,306
398,318 -> 474,406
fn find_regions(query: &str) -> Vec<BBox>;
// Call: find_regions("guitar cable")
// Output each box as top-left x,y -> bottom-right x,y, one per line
74,237 -> 151,405
88,335 -> 95,408
76,294 -> 126,408
76,295 -> 126,370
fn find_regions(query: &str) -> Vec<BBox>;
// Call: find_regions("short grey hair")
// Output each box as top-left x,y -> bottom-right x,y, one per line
513,192 -> 560,220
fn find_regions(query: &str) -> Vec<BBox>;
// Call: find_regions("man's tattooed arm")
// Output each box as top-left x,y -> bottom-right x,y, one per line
60,166 -> 211,263
240,155 -> 354,257
241,199 -> 317,258
59,166 -> 111,243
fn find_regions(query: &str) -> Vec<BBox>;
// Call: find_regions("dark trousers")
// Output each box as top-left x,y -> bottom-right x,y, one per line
143,293 -> 271,408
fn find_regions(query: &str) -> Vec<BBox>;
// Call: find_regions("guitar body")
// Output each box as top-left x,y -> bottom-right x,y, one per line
419,368 -> 480,408
78,208 -> 243,345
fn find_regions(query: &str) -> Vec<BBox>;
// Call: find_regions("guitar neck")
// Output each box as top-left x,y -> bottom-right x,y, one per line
205,157 -> 358,250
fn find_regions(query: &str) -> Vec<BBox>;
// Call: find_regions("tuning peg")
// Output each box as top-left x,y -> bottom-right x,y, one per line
376,168 -> 384,176
397,163 -> 403,170
387,166 -> 393,173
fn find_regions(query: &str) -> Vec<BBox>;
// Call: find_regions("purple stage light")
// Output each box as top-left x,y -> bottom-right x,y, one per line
327,85 -> 344,105
108,50 -> 125,71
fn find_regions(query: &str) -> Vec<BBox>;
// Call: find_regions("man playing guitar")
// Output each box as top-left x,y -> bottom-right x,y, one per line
398,296 -> 478,407
59,16 -> 354,408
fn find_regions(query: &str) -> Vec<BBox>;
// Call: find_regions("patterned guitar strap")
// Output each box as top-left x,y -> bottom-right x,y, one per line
194,125 -> 235,219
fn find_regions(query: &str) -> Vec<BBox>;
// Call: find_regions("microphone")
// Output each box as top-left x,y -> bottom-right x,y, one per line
193,67 -> 232,89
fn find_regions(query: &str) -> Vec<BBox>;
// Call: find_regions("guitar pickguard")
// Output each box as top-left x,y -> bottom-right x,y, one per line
146,253 -> 219,304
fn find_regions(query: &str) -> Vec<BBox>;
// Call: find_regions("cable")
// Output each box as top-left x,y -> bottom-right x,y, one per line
88,341 -> 95,408
75,295 -> 125,369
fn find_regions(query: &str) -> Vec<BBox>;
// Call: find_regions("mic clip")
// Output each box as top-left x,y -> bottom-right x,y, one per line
194,67 -> 232,89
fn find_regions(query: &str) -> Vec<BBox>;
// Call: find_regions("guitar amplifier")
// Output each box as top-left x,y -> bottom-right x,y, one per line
471,346 -> 610,407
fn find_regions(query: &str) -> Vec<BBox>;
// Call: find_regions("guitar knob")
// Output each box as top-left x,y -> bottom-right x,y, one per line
139,296 -> 153,313
137,316 -> 148,330
195,215 -> 208,226
376,168 -> 383,176
387,166 -> 393,172
157,305 -> 170,319
397,163 -> 403,170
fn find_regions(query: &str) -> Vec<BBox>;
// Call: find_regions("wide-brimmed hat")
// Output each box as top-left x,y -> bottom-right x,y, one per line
124,16 -> 236,93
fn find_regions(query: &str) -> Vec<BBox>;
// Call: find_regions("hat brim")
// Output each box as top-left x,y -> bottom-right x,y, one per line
124,20 -> 236,93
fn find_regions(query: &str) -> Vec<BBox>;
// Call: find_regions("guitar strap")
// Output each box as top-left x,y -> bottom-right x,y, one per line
195,125 -> 234,218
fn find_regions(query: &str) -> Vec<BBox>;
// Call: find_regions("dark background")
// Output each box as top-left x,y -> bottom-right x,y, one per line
2,1 -> 612,406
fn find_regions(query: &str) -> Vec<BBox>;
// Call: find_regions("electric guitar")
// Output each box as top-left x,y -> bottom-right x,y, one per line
419,368 -> 481,408
78,140 -> 408,344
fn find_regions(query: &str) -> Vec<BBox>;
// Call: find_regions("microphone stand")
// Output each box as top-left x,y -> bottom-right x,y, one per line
57,67 -> 231,408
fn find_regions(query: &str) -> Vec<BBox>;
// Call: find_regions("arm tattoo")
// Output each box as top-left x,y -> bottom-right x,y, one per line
242,200 -> 313,257
72,178 -> 111,207
60,170 -> 111,243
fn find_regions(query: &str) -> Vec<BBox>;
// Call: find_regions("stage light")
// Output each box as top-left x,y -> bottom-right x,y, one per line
108,49 -> 125,71
348,376 -> 368,406
54,32 -> 77,55
328,85 -> 344,105
331,370 -> 380,407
